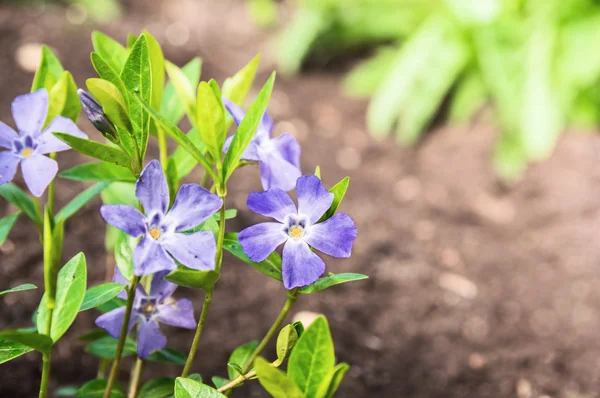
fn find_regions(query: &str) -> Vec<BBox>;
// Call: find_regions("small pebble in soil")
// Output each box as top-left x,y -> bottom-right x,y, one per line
165,22 -> 190,47
439,247 -> 462,268
462,316 -> 489,342
393,176 -> 421,203
336,147 -> 361,170
516,378 -> 533,398
15,43 -> 43,72
468,352 -> 486,370
529,308 -> 558,337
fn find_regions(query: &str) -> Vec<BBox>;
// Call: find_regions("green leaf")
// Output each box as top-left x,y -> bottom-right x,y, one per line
288,316 -> 334,397
449,70 -> 487,124
31,45 -> 64,92
164,60 -> 198,124
77,328 -> 108,342
121,34 -> 152,160
343,47 -> 398,98
166,157 -> 179,208
164,268 -> 220,291
255,357 -> 305,398
197,80 -> 226,161
55,386 -> 78,396
114,230 -> 135,282
60,162 -> 136,183
188,374 -> 203,383
227,363 -> 244,377
97,297 -> 127,313
211,377 -> 228,389
223,72 -> 275,183
299,273 -> 368,294
75,378 -> 126,398
169,127 -> 208,179
37,253 -> 87,341
222,54 -> 260,128
228,340 -> 258,379
144,32 -> 165,112
55,182 -> 110,223
0,212 -> 20,245
133,95 -> 216,181
161,57 -> 202,125
174,377 -> 227,398
47,71 -> 81,123
86,78 -> 133,132
319,177 -> 349,222
79,283 -> 125,311
0,183 -> 40,223
138,377 -> 175,398
318,362 -> 350,398
0,283 -> 37,297
54,133 -> 132,168
276,324 -> 299,362
146,347 -> 187,365
0,331 -> 53,354
90,52 -> 129,103
314,165 -> 321,179
85,336 -> 136,359
92,31 -> 129,74
223,233 -> 282,281
292,322 -> 304,338
0,340 -> 33,364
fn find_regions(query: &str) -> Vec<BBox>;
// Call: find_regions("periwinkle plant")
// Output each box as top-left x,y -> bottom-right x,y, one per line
0,31 -> 367,398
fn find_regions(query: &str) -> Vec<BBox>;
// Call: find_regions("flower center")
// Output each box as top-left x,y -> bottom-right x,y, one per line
288,226 -> 304,239
142,302 -> 156,316
20,148 -> 33,157
149,227 -> 161,240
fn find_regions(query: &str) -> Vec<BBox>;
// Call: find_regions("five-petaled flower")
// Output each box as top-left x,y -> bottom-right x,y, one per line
223,98 -> 301,192
239,175 -> 357,289
0,89 -> 88,196
100,160 -> 223,276
96,269 -> 196,359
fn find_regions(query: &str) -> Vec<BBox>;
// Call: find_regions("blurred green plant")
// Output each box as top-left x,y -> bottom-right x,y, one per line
271,0 -> 600,179
0,0 -> 121,24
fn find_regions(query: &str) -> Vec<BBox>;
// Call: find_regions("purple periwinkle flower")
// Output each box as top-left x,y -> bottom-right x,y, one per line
96,269 -> 196,359
239,175 -> 357,289
0,89 -> 88,196
100,160 -> 223,276
223,98 -> 301,192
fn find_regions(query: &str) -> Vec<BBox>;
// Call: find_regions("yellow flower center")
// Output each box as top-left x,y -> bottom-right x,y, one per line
289,226 -> 304,239
149,227 -> 161,240
142,302 -> 156,315
20,148 -> 33,157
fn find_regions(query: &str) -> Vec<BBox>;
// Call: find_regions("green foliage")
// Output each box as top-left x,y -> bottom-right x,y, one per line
60,162 -> 136,183
86,78 -> 133,132
54,133 -> 133,169
47,71 -> 81,123
255,358 -> 304,398
222,54 -> 261,128
318,176 -> 349,222
164,268 -> 220,292
196,80 -> 226,162
138,377 -> 175,398
164,60 -> 200,124
228,340 -> 259,379
0,183 -> 41,224
0,283 -> 37,297
0,212 -> 20,245
299,273 -> 368,294
0,340 -> 33,364
223,233 -> 283,281
79,283 -> 125,311
0,330 -> 53,354
276,324 -> 299,363
92,31 -> 128,74
174,377 -> 228,398
114,230 -> 135,281
75,379 -> 126,398
55,183 -> 110,223
31,45 -> 64,92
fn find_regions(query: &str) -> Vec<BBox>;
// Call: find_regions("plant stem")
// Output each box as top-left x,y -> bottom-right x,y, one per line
39,353 -> 51,398
98,359 -> 109,379
157,127 -> 168,168
128,358 -> 145,398
103,275 -> 140,398
32,196 -> 44,239
240,289 -> 299,374
181,204 -> 227,377
217,369 -> 257,393
47,153 -> 57,214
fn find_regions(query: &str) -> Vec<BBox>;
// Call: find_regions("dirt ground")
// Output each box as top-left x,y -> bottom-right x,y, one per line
2,1 -> 600,397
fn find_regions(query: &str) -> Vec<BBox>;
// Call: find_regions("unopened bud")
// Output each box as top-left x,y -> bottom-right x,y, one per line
77,89 -> 119,143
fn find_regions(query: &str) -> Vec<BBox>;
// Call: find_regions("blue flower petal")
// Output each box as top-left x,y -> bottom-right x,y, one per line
305,213 -> 357,258
37,116 -> 88,154
296,175 -> 334,224
157,299 -> 196,329
137,320 -> 166,359
282,239 -> 325,289
271,133 -> 300,168
247,189 -> 296,222
101,204 -> 147,238
0,122 -> 18,149
0,151 -> 20,186
149,271 -> 177,301
95,307 -> 137,339
11,89 -> 48,136
133,236 -> 177,276
136,160 -> 169,216
165,184 -> 222,232
239,222 -> 288,263
162,231 -> 216,271
21,154 -> 57,197
258,149 -> 302,192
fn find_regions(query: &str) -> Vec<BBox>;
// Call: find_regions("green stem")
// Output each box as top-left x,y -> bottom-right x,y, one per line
39,353 -> 51,398
240,289 -> 299,374
98,359 -> 110,379
128,358 -> 145,398
32,197 -> 44,239
181,203 -> 227,377
217,369 -> 256,393
103,275 -> 141,398
47,153 -> 56,214
157,127 -> 168,168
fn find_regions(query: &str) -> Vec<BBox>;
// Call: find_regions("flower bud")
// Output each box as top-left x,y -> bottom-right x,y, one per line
77,89 -> 119,143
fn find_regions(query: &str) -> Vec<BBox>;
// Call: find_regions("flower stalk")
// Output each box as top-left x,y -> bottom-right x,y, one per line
128,358 -> 145,398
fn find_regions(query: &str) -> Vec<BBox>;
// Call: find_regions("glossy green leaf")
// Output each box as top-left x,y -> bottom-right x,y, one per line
0,330 -> 53,354
75,378 -> 126,398
223,233 -> 282,281
228,340 -> 258,379
299,273 -> 368,294
276,324 -> 299,362
223,72 -> 275,183
90,52 -> 129,103
319,176 -> 349,222
211,377 -> 228,389
169,127 -> 208,179
222,54 -> 260,127
164,60 -> 198,123
47,71 -> 81,123
54,133 -> 132,168
138,377 -> 175,398
288,316 -> 334,397
121,34 -> 152,159
0,212 -> 20,245
0,183 -> 40,223
55,182 -> 110,223
79,283 -> 125,311
174,377 -> 227,398
197,80 -> 226,161
164,268 -> 220,291
37,253 -> 87,341
0,340 -> 34,364
318,362 -> 350,398
92,31 -> 129,74
60,162 -> 136,183
114,230 -> 135,282
144,32 -> 165,112
227,362 -> 244,377
146,347 -> 187,365
31,45 -> 64,92
0,283 -> 37,297
86,78 -> 133,132
255,357 -> 304,398
292,321 -> 304,338
85,336 -> 136,359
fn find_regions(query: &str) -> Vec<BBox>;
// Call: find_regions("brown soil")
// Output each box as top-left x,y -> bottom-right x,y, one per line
2,1 -> 600,397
